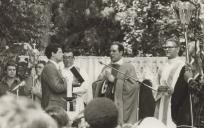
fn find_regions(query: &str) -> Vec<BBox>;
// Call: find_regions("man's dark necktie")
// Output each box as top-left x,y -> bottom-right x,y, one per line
105,64 -> 120,100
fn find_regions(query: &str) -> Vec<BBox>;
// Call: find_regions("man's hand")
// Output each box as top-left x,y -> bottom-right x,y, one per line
158,86 -> 173,95
105,70 -> 115,82
184,65 -> 193,83
72,81 -> 81,87
31,86 -> 41,95
200,76 -> 204,84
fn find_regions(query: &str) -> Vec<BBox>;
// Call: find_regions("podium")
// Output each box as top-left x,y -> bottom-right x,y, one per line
64,94 -> 77,112
65,93 -> 85,124
62,66 -> 86,126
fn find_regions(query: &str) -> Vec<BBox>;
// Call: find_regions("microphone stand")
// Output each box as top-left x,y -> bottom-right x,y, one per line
17,88 -> 19,99
12,81 -> 25,98
31,68 -> 36,101
99,61 -> 157,121
99,61 -> 157,92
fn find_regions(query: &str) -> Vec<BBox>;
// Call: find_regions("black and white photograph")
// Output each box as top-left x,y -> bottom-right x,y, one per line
0,0 -> 204,128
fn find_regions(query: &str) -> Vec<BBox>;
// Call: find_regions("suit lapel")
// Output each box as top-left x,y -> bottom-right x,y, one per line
47,61 -> 63,80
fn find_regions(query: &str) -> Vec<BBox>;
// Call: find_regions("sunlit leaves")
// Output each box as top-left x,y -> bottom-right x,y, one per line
0,0 -> 51,47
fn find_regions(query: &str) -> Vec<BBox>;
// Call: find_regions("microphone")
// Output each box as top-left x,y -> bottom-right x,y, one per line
98,61 -> 104,65
12,81 -> 26,91
98,61 -> 157,92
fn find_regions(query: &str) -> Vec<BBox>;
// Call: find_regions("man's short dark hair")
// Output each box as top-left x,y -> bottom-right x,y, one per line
63,48 -> 75,57
45,44 -> 62,59
84,98 -> 118,128
5,60 -> 16,70
111,41 -> 124,54
37,61 -> 46,66
45,106 -> 69,127
35,61 -> 46,69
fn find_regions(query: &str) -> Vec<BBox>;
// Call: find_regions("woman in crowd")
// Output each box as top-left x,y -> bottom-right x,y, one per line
24,60 -> 46,103
32,61 -> 46,103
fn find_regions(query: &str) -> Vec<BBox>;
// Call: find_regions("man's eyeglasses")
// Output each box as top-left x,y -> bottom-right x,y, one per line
36,66 -> 44,69
63,56 -> 74,59
163,46 -> 178,49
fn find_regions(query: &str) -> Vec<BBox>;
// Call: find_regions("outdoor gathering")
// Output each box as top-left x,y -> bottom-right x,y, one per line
0,0 -> 204,128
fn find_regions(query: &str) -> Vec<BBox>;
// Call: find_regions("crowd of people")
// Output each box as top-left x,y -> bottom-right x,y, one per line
0,37 -> 203,128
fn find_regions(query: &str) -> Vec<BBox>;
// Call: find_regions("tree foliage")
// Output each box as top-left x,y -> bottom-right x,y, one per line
50,0 -> 187,56
0,0 -> 51,48
0,0 -> 204,57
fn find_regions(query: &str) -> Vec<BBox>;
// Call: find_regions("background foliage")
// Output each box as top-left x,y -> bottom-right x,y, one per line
0,0 -> 203,57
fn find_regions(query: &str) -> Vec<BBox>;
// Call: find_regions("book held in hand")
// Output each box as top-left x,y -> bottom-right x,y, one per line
70,66 -> 84,86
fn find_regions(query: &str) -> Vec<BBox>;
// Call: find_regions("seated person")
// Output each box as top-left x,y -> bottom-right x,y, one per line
46,106 -> 70,128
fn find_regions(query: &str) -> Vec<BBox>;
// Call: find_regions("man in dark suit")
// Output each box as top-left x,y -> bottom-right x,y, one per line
41,43 -> 67,110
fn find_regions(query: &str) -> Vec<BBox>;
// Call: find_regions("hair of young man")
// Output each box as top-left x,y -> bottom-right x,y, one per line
5,61 -> 17,76
45,106 -> 69,128
38,60 -> 46,65
63,48 -> 75,57
34,61 -> 47,70
45,44 -> 62,59
84,98 -> 118,128
5,60 -> 17,70
111,42 -> 124,54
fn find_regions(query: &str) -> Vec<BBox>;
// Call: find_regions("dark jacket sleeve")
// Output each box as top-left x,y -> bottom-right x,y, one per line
188,79 -> 203,96
139,79 -> 155,120
0,82 -> 7,97
42,65 -> 67,93
171,67 -> 191,125
92,79 -> 107,98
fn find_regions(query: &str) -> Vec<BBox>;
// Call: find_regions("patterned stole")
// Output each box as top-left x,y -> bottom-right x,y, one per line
72,66 -> 81,87
105,64 -> 120,100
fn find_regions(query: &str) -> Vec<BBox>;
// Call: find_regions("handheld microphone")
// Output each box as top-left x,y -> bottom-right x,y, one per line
12,81 -> 25,91
98,61 -> 103,65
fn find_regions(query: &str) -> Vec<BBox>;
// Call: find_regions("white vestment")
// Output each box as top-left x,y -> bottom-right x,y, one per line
155,57 -> 185,128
